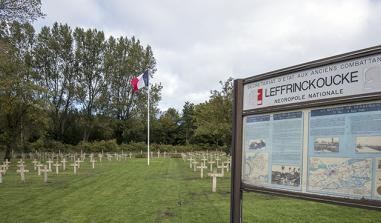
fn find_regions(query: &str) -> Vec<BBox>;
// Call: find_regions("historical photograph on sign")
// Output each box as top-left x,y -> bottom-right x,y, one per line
308,157 -> 372,197
356,136 -> 381,153
248,139 -> 266,151
243,152 -> 269,185
271,165 -> 300,187
314,137 -> 339,152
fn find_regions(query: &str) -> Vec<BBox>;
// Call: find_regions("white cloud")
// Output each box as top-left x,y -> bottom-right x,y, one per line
36,0 -> 381,111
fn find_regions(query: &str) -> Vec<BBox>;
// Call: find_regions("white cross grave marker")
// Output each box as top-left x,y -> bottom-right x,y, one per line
90,159 -> 96,169
208,170 -> 223,192
223,161 -> 230,172
4,159 -> 11,170
61,158 -> 67,171
0,168 -> 5,183
47,159 -> 53,171
53,162 -> 61,175
32,159 -> 38,170
192,161 -> 198,172
201,157 -> 207,167
17,159 -> 25,165
76,159 -> 83,169
71,162 -> 78,174
36,163 -> 43,175
197,164 -> 208,178
187,157 -> 194,168
215,157 -> 221,167
40,165 -> 49,183
208,161 -> 215,172
0,165 -> 6,175
217,164 -> 226,177
17,164 -> 29,182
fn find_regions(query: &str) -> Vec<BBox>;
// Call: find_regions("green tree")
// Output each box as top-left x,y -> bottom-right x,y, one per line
0,22 -> 45,160
34,22 -> 76,141
104,36 -> 161,144
181,101 -> 196,145
73,27 -> 106,141
0,20 -> 163,153
0,0 -> 45,22
194,78 -> 233,147
156,108 -> 180,145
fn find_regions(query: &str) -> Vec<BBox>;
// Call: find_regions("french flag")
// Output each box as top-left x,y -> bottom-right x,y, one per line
131,70 -> 149,92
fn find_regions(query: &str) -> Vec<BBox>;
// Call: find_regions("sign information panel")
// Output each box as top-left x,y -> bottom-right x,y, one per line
243,54 -> 381,110
243,111 -> 303,190
242,102 -> 381,202
307,103 -> 381,200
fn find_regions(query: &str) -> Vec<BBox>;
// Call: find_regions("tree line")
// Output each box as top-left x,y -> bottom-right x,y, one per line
0,2 -> 233,159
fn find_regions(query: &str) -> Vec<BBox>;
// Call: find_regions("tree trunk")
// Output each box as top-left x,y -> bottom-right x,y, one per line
185,129 -> 189,145
83,127 -> 90,142
4,143 -> 14,161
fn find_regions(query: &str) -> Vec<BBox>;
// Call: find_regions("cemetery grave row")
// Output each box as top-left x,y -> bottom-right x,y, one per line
0,150 -> 230,195
0,151 -> 139,184
181,151 -> 232,193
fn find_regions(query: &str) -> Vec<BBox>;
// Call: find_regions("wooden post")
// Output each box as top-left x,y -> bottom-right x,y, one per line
231,79 -> 243,223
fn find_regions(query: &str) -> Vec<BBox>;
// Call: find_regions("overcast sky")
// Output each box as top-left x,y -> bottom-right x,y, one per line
35,0 -> 381,111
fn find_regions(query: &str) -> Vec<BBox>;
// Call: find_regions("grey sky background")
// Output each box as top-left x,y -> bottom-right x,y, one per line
35,0 -> 381,111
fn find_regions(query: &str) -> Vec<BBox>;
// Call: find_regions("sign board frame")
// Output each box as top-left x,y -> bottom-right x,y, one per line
230,45 -> 381,223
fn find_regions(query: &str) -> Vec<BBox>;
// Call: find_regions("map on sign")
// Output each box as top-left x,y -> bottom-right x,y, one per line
308,157 -> 372,197
242,102 -> 381,202
243,152 -> 268,185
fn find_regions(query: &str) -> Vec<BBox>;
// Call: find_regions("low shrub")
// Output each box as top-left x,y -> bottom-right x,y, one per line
12,139 -> 230,155
134,153 -> 146,158
170,154 -> 182,158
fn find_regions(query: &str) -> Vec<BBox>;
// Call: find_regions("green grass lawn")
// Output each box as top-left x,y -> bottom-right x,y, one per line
0,157 -> 380,222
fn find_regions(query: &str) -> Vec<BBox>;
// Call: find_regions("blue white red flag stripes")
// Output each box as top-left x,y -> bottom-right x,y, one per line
131,70 -> 149,92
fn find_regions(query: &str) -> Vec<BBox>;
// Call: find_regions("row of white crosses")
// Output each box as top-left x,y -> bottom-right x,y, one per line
0,155 -> 100,183
1,150 -> 144,184
183,152 -> 231,193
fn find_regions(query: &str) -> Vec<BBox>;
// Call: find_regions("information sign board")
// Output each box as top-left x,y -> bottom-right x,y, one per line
231,46 -> 381,223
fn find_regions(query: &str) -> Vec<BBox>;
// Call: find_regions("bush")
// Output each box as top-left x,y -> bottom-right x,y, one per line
79,139 -> 121,153
134,153 -> 146,158
17,139 -> 229,154
170,154 -> 182,158
27,138 -> 74,153
127,142 -> 146,152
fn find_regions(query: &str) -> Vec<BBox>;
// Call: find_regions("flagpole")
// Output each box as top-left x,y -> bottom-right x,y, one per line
147,79 -> 150,166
